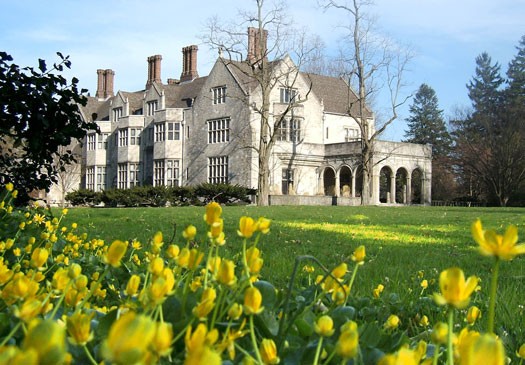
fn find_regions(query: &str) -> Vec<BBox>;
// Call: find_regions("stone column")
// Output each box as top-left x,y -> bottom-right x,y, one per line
406,176 -> 412,204
390,174 -> 396,203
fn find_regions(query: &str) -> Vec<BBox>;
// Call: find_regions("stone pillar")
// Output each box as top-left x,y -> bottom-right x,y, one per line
390,174 -> 396,203
351,172 -> 356,198
406,176 -> 412,204
335,170 -> 341,197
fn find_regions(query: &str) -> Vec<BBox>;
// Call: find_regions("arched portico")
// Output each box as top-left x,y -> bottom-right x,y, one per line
395,168 -> 409,203
339,165 -> 353,197
379,166 -> 394,203
323,167 -> 336,196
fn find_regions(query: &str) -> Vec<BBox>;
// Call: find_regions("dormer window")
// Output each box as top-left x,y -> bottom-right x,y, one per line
147,100 -> 158,116
112,107 -> 122,121
280,88 -> 297,103
212,86 -> 226,104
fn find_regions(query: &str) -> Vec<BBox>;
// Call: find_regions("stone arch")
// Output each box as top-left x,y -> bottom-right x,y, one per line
379,166 -> 394,203
323,167 -> 336,196
411,167 -> 423,204
395,167 -> 409,203
339,165 -> 353,197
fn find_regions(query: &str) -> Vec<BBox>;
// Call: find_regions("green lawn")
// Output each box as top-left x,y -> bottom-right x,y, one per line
62,204 -> 525,348
64,204 -> 524,290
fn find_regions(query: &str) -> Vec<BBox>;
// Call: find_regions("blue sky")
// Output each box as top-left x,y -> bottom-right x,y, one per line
1,0 -> 524,141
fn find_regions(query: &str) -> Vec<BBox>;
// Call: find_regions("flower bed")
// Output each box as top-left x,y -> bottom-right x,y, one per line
0,183 -> 523,364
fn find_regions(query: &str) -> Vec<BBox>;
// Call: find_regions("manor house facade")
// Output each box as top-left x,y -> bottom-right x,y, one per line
76,28 -> 431,205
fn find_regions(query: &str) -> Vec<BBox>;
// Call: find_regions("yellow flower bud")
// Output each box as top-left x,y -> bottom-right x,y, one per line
336,321 -> 359,359
183,225 -> 197,240
373,284 -> 385,298
420,279 -> 428,289
204,202 -> 222,225
193,287 -> 217,319
105,240 -> 127,267
257,217 -> 271,234
166,244 -> 180,259
30,248 -> 48,269
149,257 -> 165,276
314,315 -> 335,337
466,305 -> 481,325
238,216 -> 258,239
5,182 -> 14,192
125,275 -> 141,297
244,286 -> 264,315
419,315 -> 429,327
351,245 -> 366,264
331,262 -> 347,279
517,343 -> 525,359
68,263 -> 82,279
431,322 -> 448,344
217,259 -> 237,287
259,338 -> 280,364
384,314 -> 400,330
188,249 -> 204,270
152,321 -> 173,356
228,303 -> 243,320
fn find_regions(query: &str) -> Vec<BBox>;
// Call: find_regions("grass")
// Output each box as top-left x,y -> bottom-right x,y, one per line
62,204 -> 525,339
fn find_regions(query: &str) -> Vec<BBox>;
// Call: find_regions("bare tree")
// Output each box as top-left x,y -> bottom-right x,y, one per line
319,0 -> 412,204
201,0 -> 315,205
53,144 -> 82,207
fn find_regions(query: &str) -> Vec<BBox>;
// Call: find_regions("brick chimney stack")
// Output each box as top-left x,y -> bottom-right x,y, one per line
247,27 -> 268,64
146,55 -> 162,88
180,45 -> 199,82
96,69 -> 115,100
104,69 -> 115,98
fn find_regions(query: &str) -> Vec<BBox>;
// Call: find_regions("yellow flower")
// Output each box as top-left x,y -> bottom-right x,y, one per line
0,346 -> 38,364
193,288 -> 217,320
14,297 -> 43,322
104,240 -> 127,267
204,202 -> 222,225
209,220 -> 226,245
67,311 -> 95,345
125,275 -> 141,297
336,321 -> 359,359
384,314 -> 400,330
102,311 -> 156,365
183,225 -> 197,240
152,321 -> 173,356
433,268 -> 478,309
259,338 -> 280,364
188,249 -> 204,270
184,323 -> 221,365
420,279 -> 428,289
373,284 -> 385,298
466,305 -> 481,325
30,247 -> 48,269
314,315 -> 335,337
23,319 -> 67,365
419,314 -> 429,327
244,286 -> 264,315
217,259 -> 237,287
5,182 -> 14,192
459,333 -> 505,365
331,262 -> 347,279
238,216 -> 258,238
351,245 -> 366,264
472,219 -> 525,260
257,217 -> 271,234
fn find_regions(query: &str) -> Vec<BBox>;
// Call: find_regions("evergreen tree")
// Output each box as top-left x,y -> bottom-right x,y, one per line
404,83 -> 452,158
404,83 -> 454,201
506,35 -> 525,104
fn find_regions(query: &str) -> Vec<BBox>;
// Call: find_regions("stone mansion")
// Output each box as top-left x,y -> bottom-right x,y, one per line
72,28 -> 431,206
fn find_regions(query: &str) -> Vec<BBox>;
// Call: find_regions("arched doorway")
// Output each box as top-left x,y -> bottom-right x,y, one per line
379,166 -> 393,203
411,168 -> 423,204
354,165 -> 363,198
323,168 -> 336,196
339,166 -> 352,197
395,168 -> 409,203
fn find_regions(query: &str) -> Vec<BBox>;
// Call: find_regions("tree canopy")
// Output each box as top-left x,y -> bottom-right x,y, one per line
0,52 -> 98,201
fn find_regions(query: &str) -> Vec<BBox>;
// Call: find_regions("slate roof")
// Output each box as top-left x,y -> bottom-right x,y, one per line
302,73 -> 373,118
80,97 -> 111,122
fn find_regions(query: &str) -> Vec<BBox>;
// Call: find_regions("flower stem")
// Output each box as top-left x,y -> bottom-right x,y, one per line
0,321 -> 21,347
447,309 -> 454,365
249,315 -> 264,364
487,258 -> 500,334
344,264 -> 359,306
83,345 -> 98,365
313,337 -> 324,365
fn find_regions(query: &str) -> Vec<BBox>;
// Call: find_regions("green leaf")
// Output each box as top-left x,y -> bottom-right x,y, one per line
255,280 -> 277,309
95,309 -> 118,339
